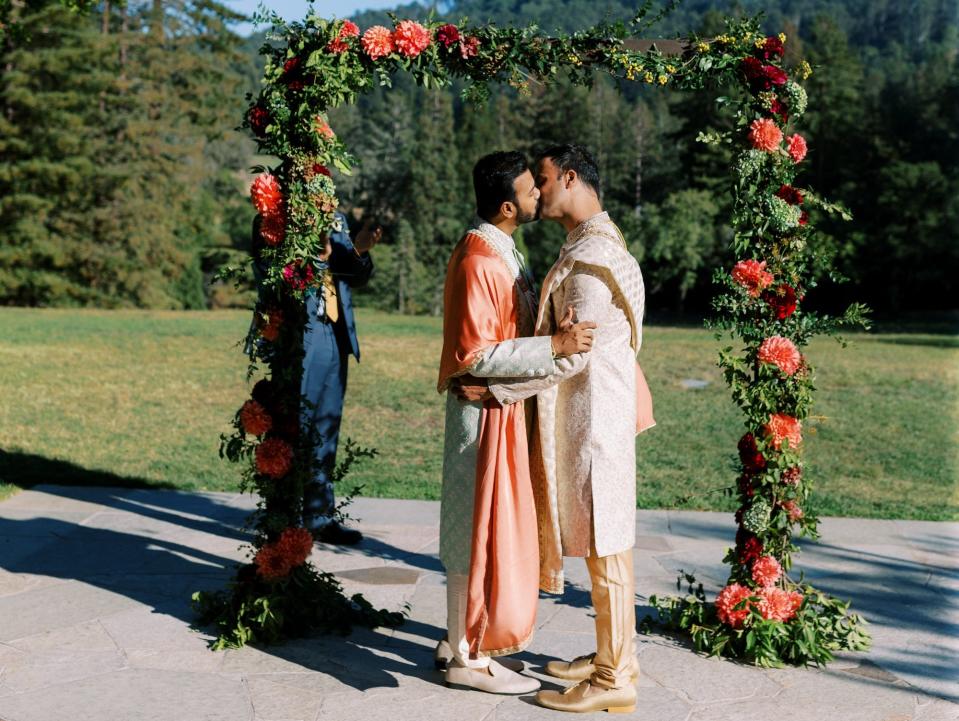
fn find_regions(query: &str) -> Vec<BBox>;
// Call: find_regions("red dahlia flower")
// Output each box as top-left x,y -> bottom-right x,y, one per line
775,184 -> 804,205
762,35 -> 785,60
253,528 -> 313,580
762,283 -> 798,319
248,105 -> 270,137
239,399 -> 272,436
436,23 -> 460,47
738,433 -> 767,474
255,437 -> 293,479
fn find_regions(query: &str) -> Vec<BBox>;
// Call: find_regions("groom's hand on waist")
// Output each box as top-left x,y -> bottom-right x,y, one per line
551,305 -> 597,357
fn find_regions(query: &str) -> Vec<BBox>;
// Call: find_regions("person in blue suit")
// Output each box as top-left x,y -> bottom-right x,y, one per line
302,211 -> 380,544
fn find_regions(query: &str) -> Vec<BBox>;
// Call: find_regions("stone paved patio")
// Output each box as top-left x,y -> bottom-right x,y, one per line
0,485 -> 956,721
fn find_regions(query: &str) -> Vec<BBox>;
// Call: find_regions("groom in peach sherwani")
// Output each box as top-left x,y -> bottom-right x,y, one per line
456,144 -> 655,713
436,151 -> 596,695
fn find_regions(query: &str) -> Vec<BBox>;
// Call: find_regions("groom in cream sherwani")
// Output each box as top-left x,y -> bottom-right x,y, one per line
455,144 -> 654,714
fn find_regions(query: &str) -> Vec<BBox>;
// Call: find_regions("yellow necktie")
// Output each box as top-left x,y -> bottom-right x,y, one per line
324,279 -> 339,323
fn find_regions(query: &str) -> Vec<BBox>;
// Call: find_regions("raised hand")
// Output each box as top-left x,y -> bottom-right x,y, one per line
551,305 -> 597,357
353,219 -> 382,254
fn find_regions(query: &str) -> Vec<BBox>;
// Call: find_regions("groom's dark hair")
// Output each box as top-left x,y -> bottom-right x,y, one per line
536,143 -> 601,196
473,151 -> 530,222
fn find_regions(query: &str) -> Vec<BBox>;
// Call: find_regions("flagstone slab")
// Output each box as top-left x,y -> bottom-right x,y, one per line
0,669 -> 251,721
0,487 -> 956,721
0,581 -> 142,643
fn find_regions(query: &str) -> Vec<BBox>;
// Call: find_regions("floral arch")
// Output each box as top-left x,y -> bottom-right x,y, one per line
194,9 -> 870,667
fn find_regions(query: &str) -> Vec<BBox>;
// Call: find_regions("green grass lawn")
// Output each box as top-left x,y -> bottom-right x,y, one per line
0,308 -> 956,520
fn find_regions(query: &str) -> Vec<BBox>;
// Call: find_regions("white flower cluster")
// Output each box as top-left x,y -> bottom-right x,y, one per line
768,195 -> 802,232
785,81 -> 808,118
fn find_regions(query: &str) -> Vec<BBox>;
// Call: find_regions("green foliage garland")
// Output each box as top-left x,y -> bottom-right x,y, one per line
200,8 -> 871,663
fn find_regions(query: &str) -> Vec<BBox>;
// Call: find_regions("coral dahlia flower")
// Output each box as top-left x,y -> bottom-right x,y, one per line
749,118 -> 783,152
459,36 -> 480,59
362,25 -> 395,60
731,259 -> 774,296
764,413 -> 802,451
716,583 -> 756,628
758,336 -> 802,376
393,20 -> 431,57
758,587 -> 803,622
751,555 -> 783,587
250,173 -> 283,216
780,499 -> 804,522
787,133 -> 808,163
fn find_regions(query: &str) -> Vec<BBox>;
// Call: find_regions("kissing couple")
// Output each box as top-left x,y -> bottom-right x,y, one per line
436,145 -> 655,713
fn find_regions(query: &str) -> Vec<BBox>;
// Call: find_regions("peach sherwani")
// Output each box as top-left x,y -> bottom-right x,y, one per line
437,223 -> 554,657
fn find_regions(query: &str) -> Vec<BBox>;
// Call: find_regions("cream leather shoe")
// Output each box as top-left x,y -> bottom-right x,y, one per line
545,652 -> 639,683
536,679 -> 637,714
445,658 -> 540,694
434,637 -> 524,672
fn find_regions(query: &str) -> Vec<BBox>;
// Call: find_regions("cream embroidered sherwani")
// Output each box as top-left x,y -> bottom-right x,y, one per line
489,211 -> 647,690
489,211 -> 647,591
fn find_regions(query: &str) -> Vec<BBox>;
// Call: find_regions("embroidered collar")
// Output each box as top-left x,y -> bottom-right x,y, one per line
563,211 -> 612,252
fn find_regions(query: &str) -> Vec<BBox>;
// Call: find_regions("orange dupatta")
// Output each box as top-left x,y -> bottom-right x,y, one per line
437,233 -> 540,657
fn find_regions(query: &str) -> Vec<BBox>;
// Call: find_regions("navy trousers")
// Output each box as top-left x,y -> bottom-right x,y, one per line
301,318 -> 350,525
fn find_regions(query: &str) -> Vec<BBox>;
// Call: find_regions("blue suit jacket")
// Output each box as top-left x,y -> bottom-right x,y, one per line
305,212 -> 374,360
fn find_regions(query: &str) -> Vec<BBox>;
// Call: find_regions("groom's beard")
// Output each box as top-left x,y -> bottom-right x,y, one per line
517,200 -> 541,225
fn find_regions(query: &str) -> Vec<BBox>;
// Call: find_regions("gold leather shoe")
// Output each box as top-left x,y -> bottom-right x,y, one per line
545,653 -> 640,683
434,637 -> 523,672
536,679 -> 637,714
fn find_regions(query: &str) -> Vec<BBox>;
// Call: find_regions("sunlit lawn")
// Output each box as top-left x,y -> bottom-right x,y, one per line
0,308 -> 956,520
